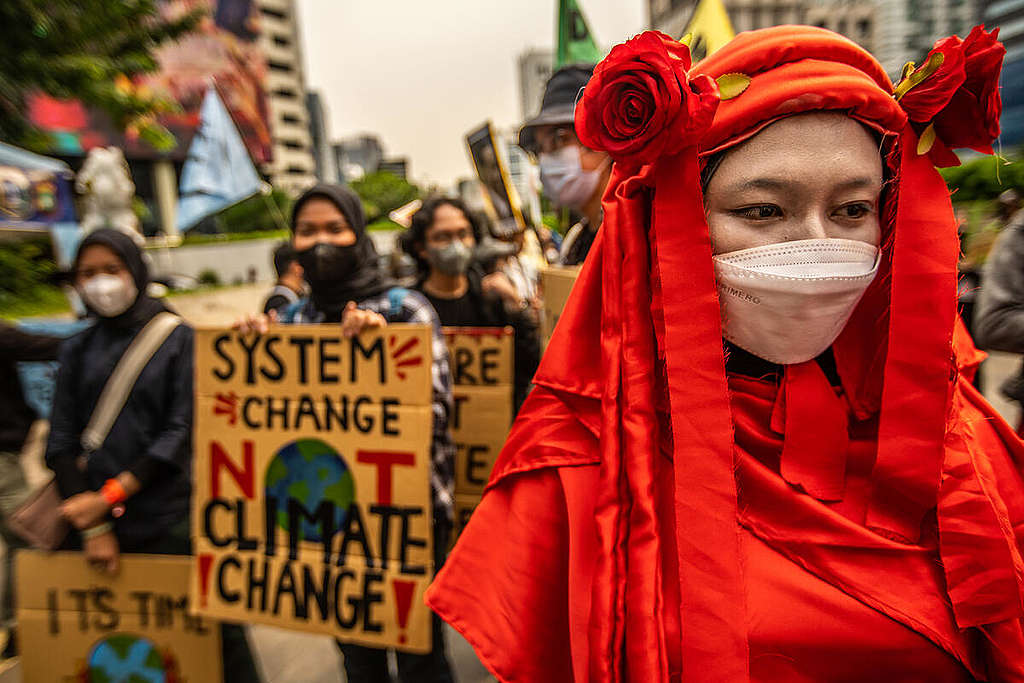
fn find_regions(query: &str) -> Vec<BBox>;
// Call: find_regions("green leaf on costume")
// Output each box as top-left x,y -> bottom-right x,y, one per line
917,123 -> 937,155
894,52 -> 945,100
716,73 -> 751,100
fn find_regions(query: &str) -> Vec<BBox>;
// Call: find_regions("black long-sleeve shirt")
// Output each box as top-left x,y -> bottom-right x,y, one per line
0,322 -> 62,452
45,319 -> 193,544
418,269 -> 541,411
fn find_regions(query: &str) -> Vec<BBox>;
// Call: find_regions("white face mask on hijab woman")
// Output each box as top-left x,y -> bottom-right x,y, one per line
703,113 -> 885,365
75,244 -> 139,318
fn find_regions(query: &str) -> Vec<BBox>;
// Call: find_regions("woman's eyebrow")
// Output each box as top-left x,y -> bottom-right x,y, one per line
726,178 -> 790,193
724,176 -> 879,194
832,177 -> 881,192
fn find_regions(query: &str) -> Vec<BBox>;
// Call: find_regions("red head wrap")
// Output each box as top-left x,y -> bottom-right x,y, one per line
529,25 -> 1012,681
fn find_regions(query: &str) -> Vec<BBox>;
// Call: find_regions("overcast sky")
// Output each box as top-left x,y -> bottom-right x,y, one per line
296,0 -> 647,188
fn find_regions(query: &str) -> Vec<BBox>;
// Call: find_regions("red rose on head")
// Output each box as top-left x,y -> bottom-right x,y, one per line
896,35 -> 966,123
896,25 -> 1005,167
575,31 -> 719,169
933,26 -> 1005,154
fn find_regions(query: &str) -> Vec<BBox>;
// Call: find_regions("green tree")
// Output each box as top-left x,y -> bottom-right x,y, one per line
216,188 -> 292,234
0,0 -> 203,151
350,171 -> 421,223
941,151 -> 1024,203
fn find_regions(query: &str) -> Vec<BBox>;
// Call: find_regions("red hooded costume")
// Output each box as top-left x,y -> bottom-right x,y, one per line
426,26 -> 1024,682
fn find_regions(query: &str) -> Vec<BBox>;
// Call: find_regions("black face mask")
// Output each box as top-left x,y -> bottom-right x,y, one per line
297,242 -> 360,288
295,240 -> 390,319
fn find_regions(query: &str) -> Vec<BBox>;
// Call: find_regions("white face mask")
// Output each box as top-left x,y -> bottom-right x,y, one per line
80,274 -> 138,318
538,145 -> 605,210
713,238 -> 880,365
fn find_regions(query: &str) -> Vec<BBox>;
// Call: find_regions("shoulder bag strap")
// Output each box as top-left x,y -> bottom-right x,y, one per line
80,312 -> 182,453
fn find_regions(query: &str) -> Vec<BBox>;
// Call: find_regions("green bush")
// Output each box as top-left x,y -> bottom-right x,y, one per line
178,229 -> 289,246
367,219 -> 403,232
214,189 -> 292,234
0,237 -> 60,315
197,269 -> 221,287
942,151 -> 1024,204
350,172 -> 420,223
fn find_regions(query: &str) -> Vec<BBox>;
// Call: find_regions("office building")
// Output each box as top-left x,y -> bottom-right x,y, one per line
334,135 -> 385,182
648,1 -> 891,67
306,91 -> 338,182
874,0 -> 982,76
985,0 -> 1024,146
379,158 -> 410,180
257,0 -> 317,194
518,49 -> 556,121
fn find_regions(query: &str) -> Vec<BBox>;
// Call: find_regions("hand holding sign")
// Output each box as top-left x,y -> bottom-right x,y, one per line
84,532 -> 120,575
341,301 -> 387,339
232,309 -> 278,335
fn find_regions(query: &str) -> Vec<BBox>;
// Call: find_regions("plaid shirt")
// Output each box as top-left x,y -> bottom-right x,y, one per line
281,288 -> 456,522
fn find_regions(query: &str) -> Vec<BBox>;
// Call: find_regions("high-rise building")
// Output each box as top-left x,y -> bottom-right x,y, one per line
650,1 -> 802,42
379,158 -> 410,180
804,0 -> 876,52
305,91 -> 337,182
334,135 -> 385,182
648,1 -> 875,63
985,0 -> 1024,146
256,0 -> 317,194
874,0 -> 982,77
518,49 -> 556,121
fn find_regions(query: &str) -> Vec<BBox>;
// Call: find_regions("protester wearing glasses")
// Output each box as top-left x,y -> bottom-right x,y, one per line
519,64 -> 611,266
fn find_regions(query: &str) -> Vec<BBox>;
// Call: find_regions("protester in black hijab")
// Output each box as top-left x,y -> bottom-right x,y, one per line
73,229 -> 169,326
47,229 -> 261,682
236,184 -> 457,682
290,183 -> 393,321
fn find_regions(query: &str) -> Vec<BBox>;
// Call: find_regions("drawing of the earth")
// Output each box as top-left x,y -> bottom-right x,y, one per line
265,438 -> 355,542
86,634 -> 166,682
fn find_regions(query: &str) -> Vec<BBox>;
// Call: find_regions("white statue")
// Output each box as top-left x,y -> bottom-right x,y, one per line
76,147 -> 144,246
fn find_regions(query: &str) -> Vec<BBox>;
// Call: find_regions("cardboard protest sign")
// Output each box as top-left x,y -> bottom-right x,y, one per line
17,550 -> 221,683
541,265 -> 581,345
192,325 -> 435,653
466,122 -> 526,238
444,328 -> 514,532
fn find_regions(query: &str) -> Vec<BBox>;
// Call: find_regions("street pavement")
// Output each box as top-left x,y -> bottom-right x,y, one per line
1,283 -> 1019,682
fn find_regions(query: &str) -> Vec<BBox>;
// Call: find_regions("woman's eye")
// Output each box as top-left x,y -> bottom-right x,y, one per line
835,203 -> 872,219
733,205 -> 782,220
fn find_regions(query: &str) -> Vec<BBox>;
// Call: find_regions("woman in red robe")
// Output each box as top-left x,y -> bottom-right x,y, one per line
426,26 -> 1024,682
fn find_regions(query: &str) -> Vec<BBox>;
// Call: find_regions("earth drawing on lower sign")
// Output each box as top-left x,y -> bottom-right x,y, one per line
265,437 -> 356,543
83,633 -> 179,683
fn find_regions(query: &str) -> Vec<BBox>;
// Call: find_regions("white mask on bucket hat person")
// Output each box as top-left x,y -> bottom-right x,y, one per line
539,145 -> 608,210
712,238 -> 880,365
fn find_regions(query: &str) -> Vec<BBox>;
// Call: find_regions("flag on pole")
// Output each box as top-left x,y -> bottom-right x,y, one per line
556,0 -> 603,68
682,0 -> 735,62
176,85 -> 262,232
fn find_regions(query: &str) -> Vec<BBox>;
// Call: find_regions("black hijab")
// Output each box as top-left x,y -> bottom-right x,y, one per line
74,229 -> 169,329
291,184 -> 393,318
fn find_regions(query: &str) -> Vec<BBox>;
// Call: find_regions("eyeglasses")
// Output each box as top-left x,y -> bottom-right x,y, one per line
426,229 -> 473,246
530,127 -> 576,157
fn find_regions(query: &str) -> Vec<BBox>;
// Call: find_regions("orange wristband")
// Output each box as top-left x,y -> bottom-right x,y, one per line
100,478 -> 127,506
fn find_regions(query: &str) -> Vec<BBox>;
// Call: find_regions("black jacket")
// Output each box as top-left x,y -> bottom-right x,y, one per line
974,211 -> 1024,402
418,267 -> 541,410
45,318 -> 193,544
0,323 -> 62,452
